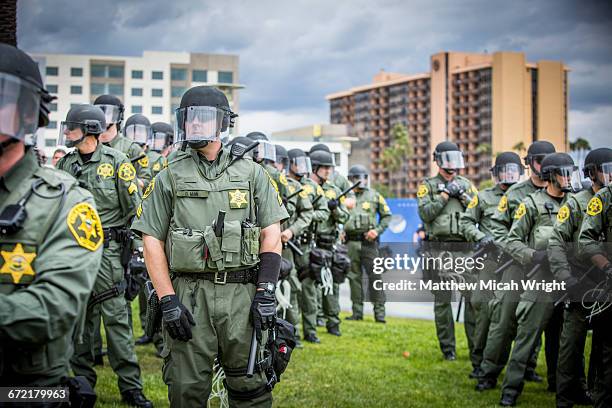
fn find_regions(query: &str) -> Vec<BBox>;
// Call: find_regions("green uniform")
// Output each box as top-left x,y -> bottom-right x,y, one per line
0,150 -> 103,386
578,186 -> 612,408
345,186 -> 391,321
330,171 -> 351,192
549,188 -> 594,407
131,147 -> 288,407
108,135 -> 151,185
500,189 -> 567,400
280,177 -> 313,340
417,174 -> 477,355
479,178 -> 542,382
148,150 -> 167,179
294,178 -> 330,338
460,184 -> 505,370
57,143 -> 145,393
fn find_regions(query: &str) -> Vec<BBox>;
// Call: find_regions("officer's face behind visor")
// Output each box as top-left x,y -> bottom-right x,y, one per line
291,156 -> 312,176
493,163 -> 523,185
436,151 -> 465,170
96,104 -> 121,129
175,106 -> 226,144
255,141 -> 277,163
552,166 -> 580,192
0,73 -> 40,142
58,122 -> 84,147
349,174 -> 369,189
601,162 -> 612,185
125,124 -> 150,146
149,131 -> 168,152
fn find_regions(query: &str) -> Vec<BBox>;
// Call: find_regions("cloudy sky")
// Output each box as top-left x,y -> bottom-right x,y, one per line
17,0 -> 612,147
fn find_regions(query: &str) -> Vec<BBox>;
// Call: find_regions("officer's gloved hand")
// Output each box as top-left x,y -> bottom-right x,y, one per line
443,181 -> 463,198
250,289 -> 276,342
477,235 -> 495,251
531,250 -> 549,266
327,199 -> 339,211
160,294 -> 196,342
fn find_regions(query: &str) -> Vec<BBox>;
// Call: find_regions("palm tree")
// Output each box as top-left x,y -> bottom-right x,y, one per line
0,0 -> 17,46
381,123 -> 413,172
569,138 -> 591,152
512,141 -> 526,155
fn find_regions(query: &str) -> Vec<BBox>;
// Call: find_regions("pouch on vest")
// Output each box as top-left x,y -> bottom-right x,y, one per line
429,213 -> 451,237
241,224 -> 260,266
220,220 -> 242,268
204,226 -> 224,270
169,228 -> 206,272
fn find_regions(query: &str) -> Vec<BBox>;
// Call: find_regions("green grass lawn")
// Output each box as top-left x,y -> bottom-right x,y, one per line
94,303 -> 573,407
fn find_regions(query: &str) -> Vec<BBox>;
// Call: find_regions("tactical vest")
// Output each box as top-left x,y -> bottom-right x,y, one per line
164,154 -> 260,273
478,186 -> 504,236
566,189 -> 593,241
526,191 -> 564,251
315,181 -> 341,242
345,188 -> 379,234
424,176 -> 472,240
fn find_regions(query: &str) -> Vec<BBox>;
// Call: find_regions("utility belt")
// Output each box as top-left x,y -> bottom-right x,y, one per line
103,226 -> 131,249
173,266 -> 259,285
88,280 -> 127,308
345,231 -> 379,243
315,233 -> 337,250
296,231 -> 313,246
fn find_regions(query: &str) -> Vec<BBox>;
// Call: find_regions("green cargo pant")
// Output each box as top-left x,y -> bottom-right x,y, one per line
470,257 -> 497,369
161,276 -> 271,408
71,243 -> 143,393
281,246 -> 302,340
556,304 -> 589,407
299,277 -> 319,337
591,308 -> 612,408
346,239 -> 385,320
501,297 -> 554,399
322,282 -> 341,331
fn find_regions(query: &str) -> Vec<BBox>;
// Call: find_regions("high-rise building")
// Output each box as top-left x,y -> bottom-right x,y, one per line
30,50 -> 243,157
327,51 -> 568,197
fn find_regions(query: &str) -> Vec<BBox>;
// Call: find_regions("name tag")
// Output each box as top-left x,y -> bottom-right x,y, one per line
177,190 -> 209,198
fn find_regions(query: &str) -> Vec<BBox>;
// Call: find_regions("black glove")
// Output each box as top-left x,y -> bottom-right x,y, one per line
532,250 -> 548,266
160,294 -> 195,342
250,289 -> 276,342
477,235 -> 495,251
327,199 -> 339,211
442,181 -> 464,198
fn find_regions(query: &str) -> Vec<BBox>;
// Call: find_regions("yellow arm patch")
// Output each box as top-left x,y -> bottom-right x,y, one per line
263,168 -> 283,206
586,196 -> 603,216
557,205 -> 570,223
118,163 -> 136,181
138,155 -> 149,168
325,189 -> 337,199
467,194 -> 479,209
497,195 -> 508,212
279,173 -> 288,186
136,203 -> 143,218
66,202 -> 103,251
142,179 -> 155,199
417,184 -> 428,198
514,203 -> 527,220
128,182 -> 138,195
316,185 -> 325,196
152,162 -> 161,172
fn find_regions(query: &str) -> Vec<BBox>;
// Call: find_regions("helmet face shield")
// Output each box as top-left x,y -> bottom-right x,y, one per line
290,156 -> 312,176
552,165 -> 579,192
175,106 -> 225,144
0,73 -> 41,143
600,162 -> 612,185
96,104 -> 122,127
58,121 -> 85,147
436,150 -> 465,170
349,174 -> 369,189
255,140 -> 277,162
124,123 -> 150,145
493,163 -> 523,185
149,131 -> 168,152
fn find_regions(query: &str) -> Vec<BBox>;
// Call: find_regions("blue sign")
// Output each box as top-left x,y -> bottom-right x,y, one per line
379,198 -> 422,243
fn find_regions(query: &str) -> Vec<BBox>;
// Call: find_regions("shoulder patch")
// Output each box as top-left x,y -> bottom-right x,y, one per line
143,179 -> 155,199
138,155 -> 149,168
0,243 -> 37,284
263,168 -> 283,206
279,173 -> 288,186
316,185 -> 324,196
97,163 -> 114,179
325,189 -> 337,200
497,195 -> 508,212
378,194 -> 386,205
153,162 -> 161,172
128,182 -> 138,195
66,202 -> 103,251
557,205 -> 570,223
417,184 -> 428,198
302,184 -> 314,196
514,202 -> 527,220
118,162 -> 136,182
586,196 -> 603,216
468,194 -> 479,209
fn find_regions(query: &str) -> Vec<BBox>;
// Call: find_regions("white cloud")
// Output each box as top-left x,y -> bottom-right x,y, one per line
238,108 -> 327,137
569,106 -> 612,148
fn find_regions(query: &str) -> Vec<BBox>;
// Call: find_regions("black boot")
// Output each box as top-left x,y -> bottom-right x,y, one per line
93,354 -> 104,366
121,389 -> 153,408
499,394 -> 516,406
304,333 -> 320,344
469,367 -> 483,379
443,351 -> 456,361
524,370 -> 543,382
345,315 -> 363,321
327,326 -> 342,336
476,378 -> 496,391
135,335 -> 153,346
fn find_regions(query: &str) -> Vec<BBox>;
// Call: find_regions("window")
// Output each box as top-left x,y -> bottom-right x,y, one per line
192,69 -> 207,82
49,103 -> 57,112
131,87 -> 143,97
91,64 -> 105,77
218,71 -> 233,83
108,66 -> 124,78
47,121 -> 57,129
131,105 -> 142,114
71,67 -> 83,77
152,71 -> 163,80
152,106 -> 163,115
131,70 -> 143,79
171,68 -> 187,81
70,103 -> 81,109
70,85 -> 82,95
47,84 -> 58,93
46,66 -> 58,76
45,138 -> 56,147
152,88 -> 163,97
91,64 -> 124,78
171,86 -> 186,98
90,83 -> 105,95
108,84 -> 123,96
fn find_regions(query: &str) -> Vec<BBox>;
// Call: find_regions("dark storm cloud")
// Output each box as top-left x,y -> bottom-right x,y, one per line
16,0 -> 612,145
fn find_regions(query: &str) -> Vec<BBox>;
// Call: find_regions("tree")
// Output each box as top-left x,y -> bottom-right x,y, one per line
476,142 -> 491,155
569,137 -> 591,152
512,141 -> 526,155
372,182 -> 394,199
478,179 -> 494,190
381,123 -> 413,172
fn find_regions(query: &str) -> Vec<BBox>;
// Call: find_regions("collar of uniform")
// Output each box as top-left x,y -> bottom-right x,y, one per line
1,148 -> 39,193
76,142 -> 103,165
191,146 -> 226,165
108,135 -> 120,148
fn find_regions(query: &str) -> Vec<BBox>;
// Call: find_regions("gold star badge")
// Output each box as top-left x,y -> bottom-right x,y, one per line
138,156 -> 149,168
557,205 -> 570,223
417,184 -> 428,198
514,203 -> 527,220
97,163 -> 114,178
0,243 -> 36,284
153,162 -> 161,172
229,189 -> 249,209
362,202 -> 371,211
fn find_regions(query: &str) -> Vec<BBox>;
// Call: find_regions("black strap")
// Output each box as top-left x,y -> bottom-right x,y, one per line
223,380 -> 270,401
174,268 -> 258,284
87,280 -> 127,308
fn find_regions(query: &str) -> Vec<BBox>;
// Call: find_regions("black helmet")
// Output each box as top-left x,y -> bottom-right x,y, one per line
246,132 -> 274,163
583,147 -> 612,186
58,104 -> 106,148
94,94 -> 124,129
540,152 -> 577,192
348,164 -> 369,188
246,131 -> 268,141
0,43 -> 54,146
524,141 -> 556,177
433,141 -> 464,172
275,144 -> 289,169
124,114 -> 151,146
150,122 -> 174,152
310,150 -> 335,167
176,86 -> 237,149
288,148 -> 311,177
491,152 -> 524,185
309,143 -> 330,154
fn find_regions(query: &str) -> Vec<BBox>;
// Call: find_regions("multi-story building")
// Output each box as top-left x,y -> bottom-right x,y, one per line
327,51 -> 569,197
30,51 -> 242,157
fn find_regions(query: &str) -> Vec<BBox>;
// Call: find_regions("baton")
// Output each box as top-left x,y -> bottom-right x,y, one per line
456,295 -> 463,322
246,329 -> 258,378
493,259 -> 514,276
287,240 -> 304,257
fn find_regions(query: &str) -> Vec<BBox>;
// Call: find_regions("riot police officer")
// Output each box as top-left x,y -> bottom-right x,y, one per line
56,105 -> 152,407
309,143 -> 351,192
460,151 -> 523,377
0,44 -> 103,399
148,122 -> 173,178
416,141 -> 477,360
345,164 -> 391,323
131,86 -> 288,407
